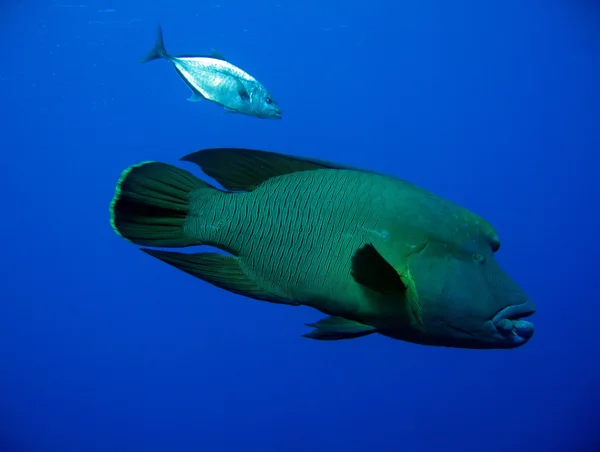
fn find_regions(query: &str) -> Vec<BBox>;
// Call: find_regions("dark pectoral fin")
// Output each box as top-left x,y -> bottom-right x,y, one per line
351,243 -> 424,326
401,267 -> 424,326
140,249 -> 298,306
236,80 -> 250,101
303,316 -> 376,341
351,243 -> 407,295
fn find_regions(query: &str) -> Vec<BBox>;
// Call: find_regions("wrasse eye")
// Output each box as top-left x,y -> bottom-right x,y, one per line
265,98 -> 272,104
472,253 -> 485,264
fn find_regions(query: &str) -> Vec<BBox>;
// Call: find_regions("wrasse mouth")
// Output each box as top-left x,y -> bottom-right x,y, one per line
492,300 -> 536,323
492,300 -> 536,341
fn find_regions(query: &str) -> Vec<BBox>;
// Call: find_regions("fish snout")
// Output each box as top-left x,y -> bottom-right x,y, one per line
270,106 -> 282,119
492,298 -> 536,343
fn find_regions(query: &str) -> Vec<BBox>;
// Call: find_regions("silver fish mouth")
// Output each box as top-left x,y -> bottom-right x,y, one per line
492,299 -> 536,341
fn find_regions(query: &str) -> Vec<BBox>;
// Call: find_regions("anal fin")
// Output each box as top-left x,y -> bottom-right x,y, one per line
140,249 -> 298,306
303,316 -> 376,341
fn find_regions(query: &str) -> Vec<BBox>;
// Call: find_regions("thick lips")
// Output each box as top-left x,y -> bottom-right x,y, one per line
492,299 -> 536,340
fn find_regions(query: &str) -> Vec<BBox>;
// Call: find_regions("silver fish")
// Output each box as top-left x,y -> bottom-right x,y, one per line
142,25 -> 282,119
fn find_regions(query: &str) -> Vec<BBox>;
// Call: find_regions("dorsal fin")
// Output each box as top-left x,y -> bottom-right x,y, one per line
180,148 -> 346,191
210,48 -> 226,60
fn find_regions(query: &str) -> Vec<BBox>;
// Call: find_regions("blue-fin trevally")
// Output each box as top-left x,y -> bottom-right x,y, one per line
109,148 -> 536,349
142,26 -> 282,119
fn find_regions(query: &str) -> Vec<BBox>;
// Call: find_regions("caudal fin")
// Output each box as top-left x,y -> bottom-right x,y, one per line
109,161 -> 214,247
141,25 -> 169,63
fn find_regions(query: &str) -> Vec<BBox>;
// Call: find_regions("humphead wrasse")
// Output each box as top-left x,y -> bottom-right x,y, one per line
109,148 -> 536,349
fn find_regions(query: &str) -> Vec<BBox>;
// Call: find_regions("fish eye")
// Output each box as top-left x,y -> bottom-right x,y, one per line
265,98 -> 272,104
472,253 -> 485,264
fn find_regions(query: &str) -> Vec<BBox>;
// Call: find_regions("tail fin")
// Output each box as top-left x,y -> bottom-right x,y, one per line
141,25 -> 169,63
109,161 -> 215,247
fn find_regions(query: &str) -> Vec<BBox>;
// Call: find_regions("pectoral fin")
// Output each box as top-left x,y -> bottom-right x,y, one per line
399,265 -> 423,326
140,249 -> 299,306
303,316 -> 376,341
351,243 -> 406,295
236,80 -> 250,101
187,92 -> 205,102
351,243 -> 423,326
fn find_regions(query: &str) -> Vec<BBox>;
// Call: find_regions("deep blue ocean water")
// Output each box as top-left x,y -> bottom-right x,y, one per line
1,1 -> 599,451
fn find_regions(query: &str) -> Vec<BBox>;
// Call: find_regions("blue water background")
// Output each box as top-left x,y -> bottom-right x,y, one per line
1,1 -> 599,451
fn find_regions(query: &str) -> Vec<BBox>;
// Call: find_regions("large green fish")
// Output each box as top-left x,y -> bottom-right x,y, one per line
109,148 -> 536,349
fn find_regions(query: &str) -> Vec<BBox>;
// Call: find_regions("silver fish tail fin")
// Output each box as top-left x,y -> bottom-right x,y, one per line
109,161 -> 215,247
141,24 -> 170,63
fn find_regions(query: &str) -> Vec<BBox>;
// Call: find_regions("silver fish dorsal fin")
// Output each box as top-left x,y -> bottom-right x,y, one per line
210,49 -> 226,60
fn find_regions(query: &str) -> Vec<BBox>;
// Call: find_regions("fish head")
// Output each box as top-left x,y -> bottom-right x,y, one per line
406,233 -> 535,349
250,86 -> 282,119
